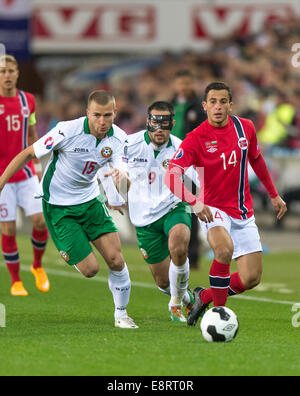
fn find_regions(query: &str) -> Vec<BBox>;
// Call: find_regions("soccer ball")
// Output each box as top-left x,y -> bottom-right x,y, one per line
200,307 -> 239,342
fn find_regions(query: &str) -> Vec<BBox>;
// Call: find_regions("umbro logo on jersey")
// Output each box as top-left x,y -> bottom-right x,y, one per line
205,141 -> 218,153
74,148 -> 89,153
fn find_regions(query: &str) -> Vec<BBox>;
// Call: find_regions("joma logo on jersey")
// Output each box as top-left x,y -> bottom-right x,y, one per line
133,158 -> 148,163
101,147 -> 113,158
74,148 -> 89,153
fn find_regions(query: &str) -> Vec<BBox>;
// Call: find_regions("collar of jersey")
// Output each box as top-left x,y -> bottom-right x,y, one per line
144,131 -> 172,148
84,117 -> 114,141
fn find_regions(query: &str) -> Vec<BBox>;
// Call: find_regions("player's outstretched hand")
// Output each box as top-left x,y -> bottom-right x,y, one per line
192,202 -> 214,223
271,195 -> 287,220
107,203 -> 128,216
104,168 -> 127,184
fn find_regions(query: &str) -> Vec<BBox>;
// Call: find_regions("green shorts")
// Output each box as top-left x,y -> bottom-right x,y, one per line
135,202 -> 192,264
42,197 -> 118,266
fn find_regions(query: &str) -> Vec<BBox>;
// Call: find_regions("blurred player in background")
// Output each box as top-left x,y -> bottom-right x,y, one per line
171,70 -> 207,270
0,90 -> 138,329
165,82 -> 287,326
0,55 -> 49,296
106,101 -> 197,322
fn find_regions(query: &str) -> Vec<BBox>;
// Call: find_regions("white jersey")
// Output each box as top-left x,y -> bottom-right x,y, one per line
125,130 -> 198,227
33,116 -> 127,206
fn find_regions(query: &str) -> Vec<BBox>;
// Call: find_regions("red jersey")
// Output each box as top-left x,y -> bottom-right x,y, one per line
0,90 -> 36,183
169,116 -> 261,219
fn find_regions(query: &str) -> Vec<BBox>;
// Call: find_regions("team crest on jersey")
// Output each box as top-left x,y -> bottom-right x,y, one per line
238,137 -> 248,150
59,250 -> 70,262
0,105 -> 4,115
101,147 -> 113,158
21,107 -> 30,118
205,140 -> 218,153
162,159 -> 171,169
140,248 -> 148,260
44,137 -> 54,150
174,148 -> 184,160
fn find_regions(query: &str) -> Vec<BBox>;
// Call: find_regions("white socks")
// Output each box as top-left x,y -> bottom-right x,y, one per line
108,263 -> 131,319
168,259 -> 190,307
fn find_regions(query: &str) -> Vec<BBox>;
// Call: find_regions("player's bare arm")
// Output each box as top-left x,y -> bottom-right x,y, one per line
104,168 -> 131,194
0,145 -> 36,194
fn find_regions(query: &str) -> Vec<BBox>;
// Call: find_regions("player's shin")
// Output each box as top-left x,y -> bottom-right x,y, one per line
209,259 -> 230,307
108,263 -> 131,319
1,234 -> 21,284
31,228 -> 49,269
168,259 -> 190,306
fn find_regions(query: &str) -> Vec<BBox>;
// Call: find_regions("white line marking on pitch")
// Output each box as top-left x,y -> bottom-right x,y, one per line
0,263 -> 298,306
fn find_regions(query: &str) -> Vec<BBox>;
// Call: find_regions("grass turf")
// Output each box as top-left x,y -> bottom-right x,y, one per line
0,234 -> 299,376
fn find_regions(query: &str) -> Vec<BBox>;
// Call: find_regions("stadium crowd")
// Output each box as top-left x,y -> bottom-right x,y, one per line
34,17 -> 300,152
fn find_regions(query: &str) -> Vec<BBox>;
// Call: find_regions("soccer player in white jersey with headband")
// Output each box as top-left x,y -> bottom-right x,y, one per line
0,90 -> 138,329
106,101 -> 198,322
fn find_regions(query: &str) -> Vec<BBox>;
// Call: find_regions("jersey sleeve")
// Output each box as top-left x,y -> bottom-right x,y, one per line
247,120 -> 261,160
169,133 -> 200,171
110,138 -> 128,173
33,123 -> 67,159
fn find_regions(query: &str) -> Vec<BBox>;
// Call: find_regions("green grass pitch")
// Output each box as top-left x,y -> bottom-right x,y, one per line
0,234 -> 299,376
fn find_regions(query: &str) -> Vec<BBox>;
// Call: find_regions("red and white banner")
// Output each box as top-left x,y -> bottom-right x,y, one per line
31,0 -> 300,53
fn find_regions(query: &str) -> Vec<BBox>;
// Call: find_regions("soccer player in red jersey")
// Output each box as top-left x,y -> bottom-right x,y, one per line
0,55 -> 49,296
165,82 -> 287,325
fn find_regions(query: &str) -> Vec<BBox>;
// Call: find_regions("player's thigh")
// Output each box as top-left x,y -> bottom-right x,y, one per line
92,232 -> 124,271
236,252 -> 263,289
74,251 -> 100,278
0,183 -> 17,222
201,207 -> 233,259
148,257 -> 170,289
165,206 -> 192,256
17,176 -> 43,218
42,201 -> 92,266
135,223 -> 169,265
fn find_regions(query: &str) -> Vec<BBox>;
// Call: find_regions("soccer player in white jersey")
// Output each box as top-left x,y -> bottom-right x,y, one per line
0,90 -> 138,329
108,101 -> 196,322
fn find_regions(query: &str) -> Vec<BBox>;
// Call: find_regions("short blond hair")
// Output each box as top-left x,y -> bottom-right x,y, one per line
88,90 -> 116,108
0,55 -> 18,68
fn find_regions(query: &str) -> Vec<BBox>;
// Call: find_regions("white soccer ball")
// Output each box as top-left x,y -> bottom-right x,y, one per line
200,306 -> 239,342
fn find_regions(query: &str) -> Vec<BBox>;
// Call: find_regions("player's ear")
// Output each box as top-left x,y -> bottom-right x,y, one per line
202,101 -> 207,111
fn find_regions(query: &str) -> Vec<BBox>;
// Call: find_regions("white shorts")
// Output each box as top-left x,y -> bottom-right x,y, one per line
0,176 -> 43,222
199,206 -> 262,260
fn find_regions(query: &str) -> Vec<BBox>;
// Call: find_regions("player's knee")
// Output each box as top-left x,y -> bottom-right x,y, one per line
214,245 -> 233,263
106,254 -> 124,271
169,243 -> 188,262
84,265 -> 99,278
